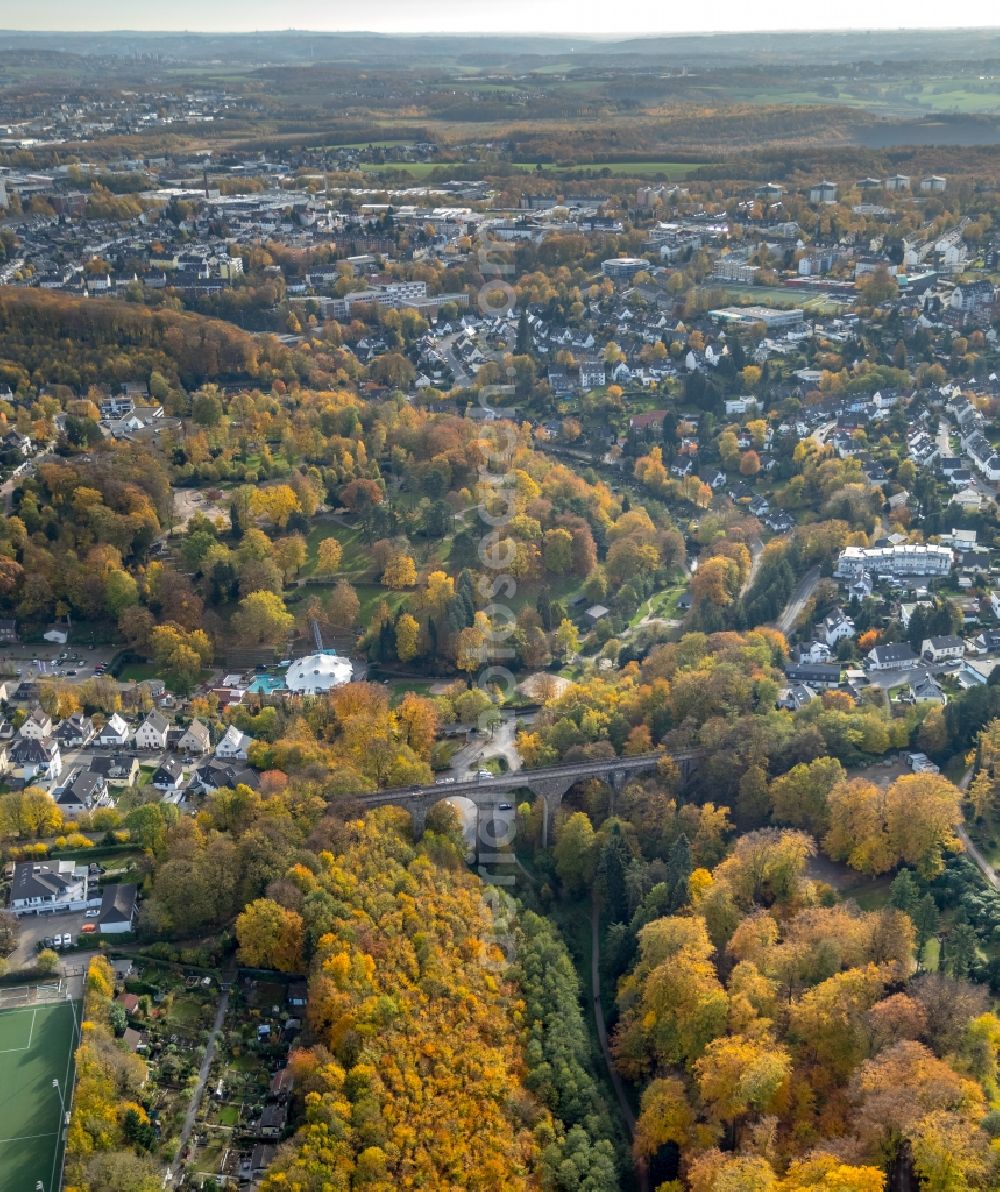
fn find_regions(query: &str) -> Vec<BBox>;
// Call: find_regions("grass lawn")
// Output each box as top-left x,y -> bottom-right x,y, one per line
0,998 -> 79,1192
387,677 -> 436,705
921,937 -> 942,972
353,583 -> 408,626
628,583 -> 686,630
117,662 -> 162,682
302,520 -> 372,579
843,876 -> 894,911
167,995 -> 206,1028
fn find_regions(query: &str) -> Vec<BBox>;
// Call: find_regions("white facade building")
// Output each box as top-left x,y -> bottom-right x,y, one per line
285,653 -> 353,695
835,544 -> 953,579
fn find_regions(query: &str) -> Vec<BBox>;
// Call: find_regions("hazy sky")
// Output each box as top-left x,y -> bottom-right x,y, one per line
7,0 -> 1000,33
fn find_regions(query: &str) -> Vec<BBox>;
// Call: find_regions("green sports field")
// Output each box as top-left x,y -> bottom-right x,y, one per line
0,998 -> 79,1192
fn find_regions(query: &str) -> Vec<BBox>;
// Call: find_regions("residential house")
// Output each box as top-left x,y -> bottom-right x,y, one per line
9,737 -> 62,783
135,711 -> 170,751
55,713 -> 96,749
151,757 -> 185,793
98,883 -> 138,934
951,488 -> 983,513
215,725 -> 253,761
53,768 -> 109,816
98,713 -> 131,749
821,609 -> 855,647
1,430 -> 32,457
189,761 -> 260,795
799,641 -> 833,664
18,707 -> 53,741
9,859 -> 86,915
578,360 -> 606,390
177,720 -> 210,755
921,635 -> 965,663
909,675 -> 947,705
254,1103 -> 289,1140
89,753 -> 140,788
867,643 -> 919,671
951,280 -> 995,321
783,662 -> 841,688
239,1145 -> 276,1185
0,619 -> 17,643
900,600 -> 935,629
777,682 -> 818,711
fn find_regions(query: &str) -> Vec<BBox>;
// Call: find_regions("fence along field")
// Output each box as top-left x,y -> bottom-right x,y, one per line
0,989 -> 80,1192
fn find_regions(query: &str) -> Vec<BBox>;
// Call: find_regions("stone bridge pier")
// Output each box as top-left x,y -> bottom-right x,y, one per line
521,774 -> 576,848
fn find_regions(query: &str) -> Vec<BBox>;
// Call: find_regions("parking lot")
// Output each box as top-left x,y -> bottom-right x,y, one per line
8,908 -> 95,971
0,643 -> 118,684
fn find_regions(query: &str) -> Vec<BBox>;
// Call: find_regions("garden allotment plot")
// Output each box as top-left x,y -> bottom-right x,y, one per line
0,998 -> 79,1192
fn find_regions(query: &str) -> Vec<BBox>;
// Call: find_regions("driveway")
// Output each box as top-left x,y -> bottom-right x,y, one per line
444,711 -> 523,778
8,909 -> 93,972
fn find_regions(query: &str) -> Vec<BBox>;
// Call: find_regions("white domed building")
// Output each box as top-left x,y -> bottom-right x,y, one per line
284,653 -> 354,695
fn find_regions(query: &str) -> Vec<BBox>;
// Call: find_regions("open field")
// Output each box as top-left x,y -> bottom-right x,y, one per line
0,997 -> 80,1192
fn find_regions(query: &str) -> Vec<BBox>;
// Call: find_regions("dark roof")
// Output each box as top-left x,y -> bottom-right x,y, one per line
9,737 -> 58,763
784,662 -> 841,683
870,643 -> 918,663
55,714 -> 94,742
89,753 -> 137,779
99,882 -> 137,925
194,761 -> 260,791
11,861 -> 75,901
56,768 -> 105,807
153,756 -> 184,781
926,635 -> 964,650
258,1104 -> 288,1130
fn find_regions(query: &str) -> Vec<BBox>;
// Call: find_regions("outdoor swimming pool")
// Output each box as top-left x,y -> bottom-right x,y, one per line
247,674 -> 286,694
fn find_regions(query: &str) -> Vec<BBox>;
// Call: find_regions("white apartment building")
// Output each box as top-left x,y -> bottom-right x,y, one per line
834,543 -> 953,579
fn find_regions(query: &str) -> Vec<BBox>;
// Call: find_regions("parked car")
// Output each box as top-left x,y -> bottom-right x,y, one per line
60,933 -> 72,948
81,924 -> 97,935
84,908 -> 100,918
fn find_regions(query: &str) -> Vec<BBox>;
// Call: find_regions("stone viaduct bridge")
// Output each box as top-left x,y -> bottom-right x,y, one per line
355,749 -> 703,848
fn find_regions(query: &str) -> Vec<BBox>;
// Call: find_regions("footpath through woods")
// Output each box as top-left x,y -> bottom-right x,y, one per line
956,762 -> 1000,891
591,888 -> 650,1192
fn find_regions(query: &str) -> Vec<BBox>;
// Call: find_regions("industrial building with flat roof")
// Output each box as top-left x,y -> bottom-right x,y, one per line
708,305 -> 805,329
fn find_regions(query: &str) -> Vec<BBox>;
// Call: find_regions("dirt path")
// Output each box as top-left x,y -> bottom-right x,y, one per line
956,824 -> 1000,891
953,764 -> 1000,890
169,976 -> 232,1182
591,890 -> 649,1192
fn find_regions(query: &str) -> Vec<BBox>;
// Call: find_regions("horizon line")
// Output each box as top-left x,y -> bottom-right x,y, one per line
3,24 -> 1000,36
